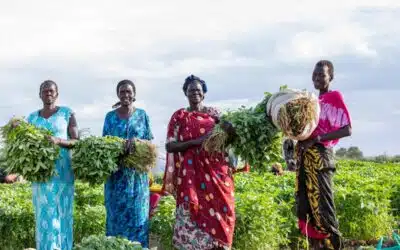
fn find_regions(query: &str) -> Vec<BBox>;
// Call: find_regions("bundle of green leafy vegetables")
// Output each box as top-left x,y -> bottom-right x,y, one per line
72,136 -> 157,185
203,93 -> 282,169
0,117 -> 60,182
74,235 -> 145,250
122,138 -> 157,173
72,136 -> 123,185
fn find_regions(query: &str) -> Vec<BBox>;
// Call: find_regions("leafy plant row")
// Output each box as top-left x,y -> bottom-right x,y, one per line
0,160 -> 399,249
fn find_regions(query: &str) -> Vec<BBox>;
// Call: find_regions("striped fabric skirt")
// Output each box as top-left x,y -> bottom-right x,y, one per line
296,143 -> 343,250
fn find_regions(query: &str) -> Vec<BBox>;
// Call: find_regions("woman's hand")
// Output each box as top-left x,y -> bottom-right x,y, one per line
47,136 -> 61,145
193,131 -> 212,146
10,119 -> 21,128
220,121 -> 235,136
4,174 -> 18,183
124,139 -> 136,155
298,138 -> 317,153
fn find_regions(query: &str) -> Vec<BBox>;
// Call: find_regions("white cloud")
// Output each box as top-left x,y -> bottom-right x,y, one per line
275,24 -> 377,62
0,1 -> 399,156
101,55 -> 266,79
351,119 -> 387,133
1,1 -> 399,69
208,98 -> 258,111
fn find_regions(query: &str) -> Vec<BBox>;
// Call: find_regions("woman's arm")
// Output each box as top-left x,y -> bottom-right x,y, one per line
49,114 -> 79,148
299,125 -> 352,151
166,118 -> 234,153
318,125 -> 352,143
124,111 -> 154,155
165,136 -> 206,153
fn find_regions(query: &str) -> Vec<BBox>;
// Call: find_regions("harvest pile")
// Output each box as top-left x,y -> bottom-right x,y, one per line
72,136 -> 157,185
203,93 -> 282,169
266,88 -> 320,141
0,118 -> 60,182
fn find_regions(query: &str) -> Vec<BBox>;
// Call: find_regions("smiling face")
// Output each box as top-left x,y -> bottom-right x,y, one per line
118,84 -> 135,107
40,83 -> 58,105
186,81 -> 204,105
312,65 -> 331,91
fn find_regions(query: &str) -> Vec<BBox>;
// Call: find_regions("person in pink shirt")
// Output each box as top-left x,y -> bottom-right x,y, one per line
296,60 -> 352,250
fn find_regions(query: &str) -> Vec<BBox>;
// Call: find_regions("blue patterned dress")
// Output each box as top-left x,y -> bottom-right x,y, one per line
102,108 -> 153,248
27,106 -> 75,250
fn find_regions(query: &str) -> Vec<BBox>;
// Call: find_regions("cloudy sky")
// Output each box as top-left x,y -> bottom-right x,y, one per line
0,0 -> 399,160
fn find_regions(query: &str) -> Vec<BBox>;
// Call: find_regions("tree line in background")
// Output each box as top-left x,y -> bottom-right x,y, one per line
336,146 -> 400,163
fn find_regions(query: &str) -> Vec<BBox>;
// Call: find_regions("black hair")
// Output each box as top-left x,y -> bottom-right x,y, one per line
112,79 -> 136,109
39,80 -> 58,94
116,79 -> 136,95
315,60 -> 334,81
182,75 -> 208,95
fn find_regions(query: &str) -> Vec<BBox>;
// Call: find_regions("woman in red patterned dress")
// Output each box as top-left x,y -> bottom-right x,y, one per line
162,75 -> 236,250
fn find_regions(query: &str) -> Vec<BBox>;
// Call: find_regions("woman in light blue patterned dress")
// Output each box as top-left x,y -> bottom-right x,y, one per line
27,80 -> 79,250
102,80 -> 153,248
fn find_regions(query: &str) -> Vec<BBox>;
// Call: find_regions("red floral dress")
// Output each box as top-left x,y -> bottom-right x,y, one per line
162,107 -> 235,249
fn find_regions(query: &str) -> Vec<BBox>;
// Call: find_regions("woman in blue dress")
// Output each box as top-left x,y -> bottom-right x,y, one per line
102,79 -> 153,248
26,80 -> 79,250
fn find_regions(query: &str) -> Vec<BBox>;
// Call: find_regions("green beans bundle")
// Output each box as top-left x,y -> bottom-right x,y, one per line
267,88 -> 320,141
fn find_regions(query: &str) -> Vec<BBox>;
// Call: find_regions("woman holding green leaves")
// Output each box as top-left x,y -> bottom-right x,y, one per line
26,80 -> 79,250
102,80 -> 153,248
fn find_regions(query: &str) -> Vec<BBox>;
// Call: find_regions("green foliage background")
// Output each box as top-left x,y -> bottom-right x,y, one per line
0,160 -> 399,250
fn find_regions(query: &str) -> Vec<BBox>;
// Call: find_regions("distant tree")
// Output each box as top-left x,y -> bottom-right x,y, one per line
346,146 -> 364,159
393,155 -> 400,163
336,147 -> 347,158
374,154 -> 389,163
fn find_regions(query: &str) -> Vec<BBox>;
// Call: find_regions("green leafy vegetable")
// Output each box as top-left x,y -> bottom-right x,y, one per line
1,161 -> 399,249
0,118 -> 60,182
203,93 -> 282,169
72,136 -> 124,185
72,136 -> 158,185
123,139 -> 158,173
74,235 -> 144,250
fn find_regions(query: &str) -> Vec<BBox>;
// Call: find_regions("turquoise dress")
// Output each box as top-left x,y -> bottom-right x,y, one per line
102,108 -> 153,248
27,106 -> 74,250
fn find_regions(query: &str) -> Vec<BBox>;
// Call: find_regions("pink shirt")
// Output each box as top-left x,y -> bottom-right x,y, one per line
311,90 -> 352,148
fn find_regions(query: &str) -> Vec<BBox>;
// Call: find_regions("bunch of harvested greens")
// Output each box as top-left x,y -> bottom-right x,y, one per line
203,93 -> 282,169
0,117 -> 60,182
72,136 -> 158,185
74,235 -> 144,250
72,136 -> 124,185
122,138 -> 158,173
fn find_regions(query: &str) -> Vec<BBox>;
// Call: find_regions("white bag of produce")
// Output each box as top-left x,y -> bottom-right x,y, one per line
266,89 -> 320,141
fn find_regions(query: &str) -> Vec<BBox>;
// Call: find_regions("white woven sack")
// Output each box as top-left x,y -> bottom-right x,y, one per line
266,89 -> 320,141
